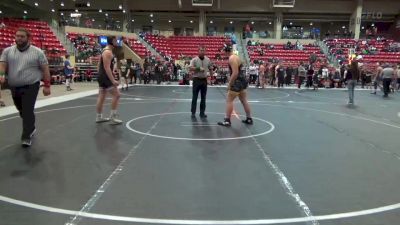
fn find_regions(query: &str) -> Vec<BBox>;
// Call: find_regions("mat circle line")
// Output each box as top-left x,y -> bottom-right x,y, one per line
125,112 -> 275,141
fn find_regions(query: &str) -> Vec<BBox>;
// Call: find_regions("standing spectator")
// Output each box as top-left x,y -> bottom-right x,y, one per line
306,63 -> 314,88
135,62 -> 142,84
285,66 -> 293,86
258,61 -> 266,89
275,62 -> 285,88
297,62 -> 306,89
345,61 -> 360,105
381,63 -> 394,98
371,62 -> 383,94
322,65 -> 329,88
269,63 -> 276,86
64,54 -> 74,91
119,59 -> 130,90
248,62 -> 258,84
155,61 -> 164,85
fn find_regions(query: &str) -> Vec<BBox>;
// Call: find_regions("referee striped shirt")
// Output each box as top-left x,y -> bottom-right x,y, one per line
0,45 -> 48,87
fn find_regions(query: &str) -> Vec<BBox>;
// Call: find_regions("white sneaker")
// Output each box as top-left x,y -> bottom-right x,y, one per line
110,114 -> 123,125
96,117 -> 110,123
22,139 -> 32,148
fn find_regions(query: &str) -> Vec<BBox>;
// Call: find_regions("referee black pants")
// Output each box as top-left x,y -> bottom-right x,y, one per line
191,78 -> 207,115
382,78 -> 392,97
10,82 -> 40,140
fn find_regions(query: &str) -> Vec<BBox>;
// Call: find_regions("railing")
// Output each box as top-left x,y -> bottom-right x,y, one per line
49,24 -> 75,55
317,40 -> 339,66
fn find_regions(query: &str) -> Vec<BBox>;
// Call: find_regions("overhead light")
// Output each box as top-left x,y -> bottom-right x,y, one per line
150,13 -> 153,17
34,2 -> 39,6
151,19 -> 154,23
119,5 -> 123,10
105,13 -> 108,16
60,2 -> 64,7
60,12 -> 64,16
24,10 -> 27,14
230,21 -> 233,24
269,22 -> 272,25
122,9 -> 126,13
131,19 -> 135,22
168,20 -> 172,23
0,11 -> 2,14
371,23 -> 375,27
75,9 -> 79,12
190,20 -> 193,23
92,19 -> 95,22
210,20 -> 213,24
310,22 -> 313,26
86,2 -> 90,7
70,13 -> 81,18
51,9 -> 55,13
251,21 -> 254,24
361,26 -> 365,29
20,0 -> 24,1
99,9 -> 102,13
342,26 -> 346,29
289,22 -> 293,25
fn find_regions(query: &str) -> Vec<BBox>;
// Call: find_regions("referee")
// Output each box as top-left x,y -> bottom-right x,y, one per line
190,46 -> 211,118
0,28 -> 51,147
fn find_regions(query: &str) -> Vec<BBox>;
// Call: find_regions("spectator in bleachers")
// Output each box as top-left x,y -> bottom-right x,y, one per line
85,69 -> 93,82
247,40 -> 252,46
285,41 -> 292,50
0,22 -> 6,29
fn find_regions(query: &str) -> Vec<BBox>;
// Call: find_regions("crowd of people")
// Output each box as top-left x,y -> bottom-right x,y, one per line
70,35 -> 102,60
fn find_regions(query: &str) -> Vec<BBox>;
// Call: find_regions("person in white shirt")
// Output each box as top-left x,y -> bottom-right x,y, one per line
322,65 -> 329,88
248,62 -> 258,85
